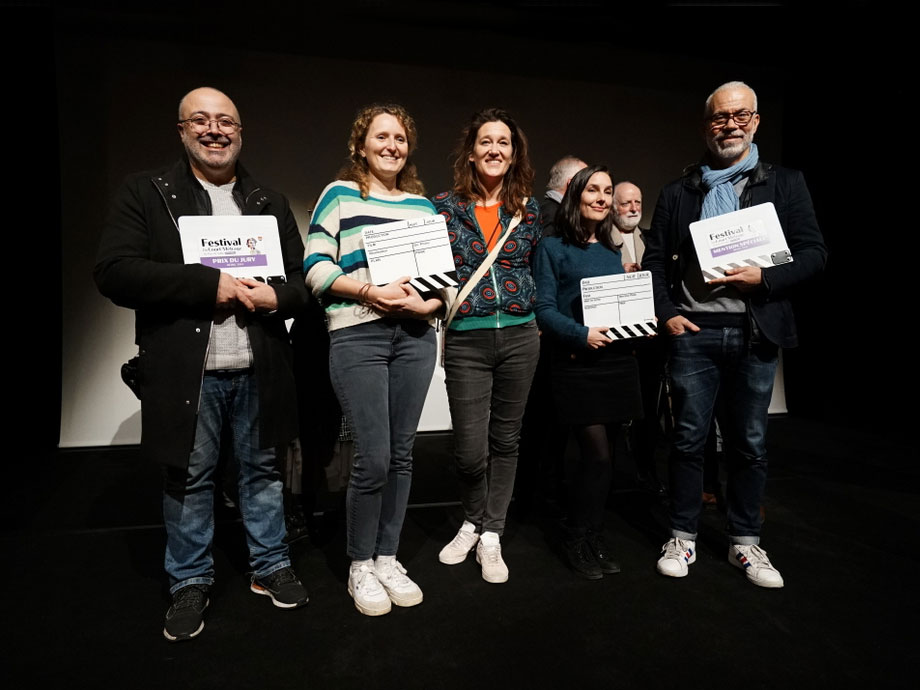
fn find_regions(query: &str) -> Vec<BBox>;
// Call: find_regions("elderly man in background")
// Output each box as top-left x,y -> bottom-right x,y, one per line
611,181 -> 667,497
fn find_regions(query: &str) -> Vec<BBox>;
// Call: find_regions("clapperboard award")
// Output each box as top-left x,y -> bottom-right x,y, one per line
689,202 -> 792,283
580,271 -> 657,340
362,214 -> 458,293
178,215 -> 287,284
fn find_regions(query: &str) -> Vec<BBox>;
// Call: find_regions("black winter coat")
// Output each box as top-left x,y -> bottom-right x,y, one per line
94,158 -> 306,468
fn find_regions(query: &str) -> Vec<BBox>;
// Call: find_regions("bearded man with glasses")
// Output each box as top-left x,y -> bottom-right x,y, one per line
95,87 -> 309,641
643,81 -> 827,588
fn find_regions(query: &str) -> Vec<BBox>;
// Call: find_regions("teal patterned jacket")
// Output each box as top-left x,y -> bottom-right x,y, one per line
431,192 -> 541,330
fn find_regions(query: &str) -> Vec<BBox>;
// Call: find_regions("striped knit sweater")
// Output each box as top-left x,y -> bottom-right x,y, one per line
304,181 -> 438,331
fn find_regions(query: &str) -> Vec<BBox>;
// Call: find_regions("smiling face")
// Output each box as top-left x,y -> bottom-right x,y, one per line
178,87 -> 242,184
580,171 -> 614,233
360,113 -> 409,192
703,85 -> 760,168
469,120 -> 513,186
613,182 -> 642,233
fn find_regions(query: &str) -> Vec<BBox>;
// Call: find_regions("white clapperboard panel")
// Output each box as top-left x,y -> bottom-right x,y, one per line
689,202 -> 792,283
581,271 -> 657,340
362,214 -> 458,292
178,215 -> 287,283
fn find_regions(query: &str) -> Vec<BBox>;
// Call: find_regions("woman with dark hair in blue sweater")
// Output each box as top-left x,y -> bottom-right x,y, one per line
533,164 -> 643,580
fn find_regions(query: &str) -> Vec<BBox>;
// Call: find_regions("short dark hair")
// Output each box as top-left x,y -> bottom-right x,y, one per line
556,164 -> 620,252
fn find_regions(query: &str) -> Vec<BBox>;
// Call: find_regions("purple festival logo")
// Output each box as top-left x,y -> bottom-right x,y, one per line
202,254 -> 268,269
709,224 -> 768,258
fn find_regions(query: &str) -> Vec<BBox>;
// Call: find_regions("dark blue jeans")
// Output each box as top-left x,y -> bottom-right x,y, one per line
163,370 -> 290,593
444,321 -> 540,535
667,327 -> 778,544
329,319 -> 437,561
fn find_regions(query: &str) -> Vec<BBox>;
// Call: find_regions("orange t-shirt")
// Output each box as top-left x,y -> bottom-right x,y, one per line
474,203 -> 503,251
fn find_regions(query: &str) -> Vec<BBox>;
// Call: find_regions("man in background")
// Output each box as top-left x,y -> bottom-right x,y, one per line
612,181 -> 667,497
539,155 -> 587,235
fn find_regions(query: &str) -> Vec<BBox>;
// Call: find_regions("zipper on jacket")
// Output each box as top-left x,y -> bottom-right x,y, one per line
150,175 -> 222,401
151,177 -> 182,232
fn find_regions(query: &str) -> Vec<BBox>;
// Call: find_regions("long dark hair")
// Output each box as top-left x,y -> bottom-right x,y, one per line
451,107 -> 534,217
338,103 -> 425,198
556,164 -> 621,252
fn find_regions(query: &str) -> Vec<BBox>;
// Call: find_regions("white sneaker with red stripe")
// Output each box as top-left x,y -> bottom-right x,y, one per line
656,537 -> 696,577
728,544 -> 784,588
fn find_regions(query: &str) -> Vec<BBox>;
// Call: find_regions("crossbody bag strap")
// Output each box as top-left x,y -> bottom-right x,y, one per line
443,201 -> 526,330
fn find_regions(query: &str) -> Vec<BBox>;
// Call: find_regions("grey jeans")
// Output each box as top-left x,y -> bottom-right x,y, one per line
444,321 -> 540,535
329,318 -> 437,561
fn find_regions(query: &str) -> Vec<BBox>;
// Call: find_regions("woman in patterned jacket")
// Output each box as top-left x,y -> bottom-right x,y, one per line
432,107 -> 541,584
304,104 -> 442,617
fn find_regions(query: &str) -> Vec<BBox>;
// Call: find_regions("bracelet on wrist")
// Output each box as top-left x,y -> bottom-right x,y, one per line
357,282 -> 373,306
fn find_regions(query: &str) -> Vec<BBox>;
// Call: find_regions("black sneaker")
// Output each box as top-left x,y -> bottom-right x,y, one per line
250,566 -> 309,609
565,537 -> 603,580
163,585 -> 209,642
586,531 -> 621,574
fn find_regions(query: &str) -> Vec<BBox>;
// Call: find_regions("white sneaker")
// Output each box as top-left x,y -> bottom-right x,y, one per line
374,556 -> 423,607
728,544 -> 785,588
439,521 -> 480,565
348,560 -> 391,616
475,532 -> 509,583
657,537 -> 697,577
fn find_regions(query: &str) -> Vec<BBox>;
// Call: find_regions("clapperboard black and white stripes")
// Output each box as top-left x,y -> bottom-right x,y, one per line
407,271 -> 459,294
581,271 -> 657,340
689,202 -> 793,283
699,249 -> 792,283
362,214 -> 459,292
606,320 -> 658,341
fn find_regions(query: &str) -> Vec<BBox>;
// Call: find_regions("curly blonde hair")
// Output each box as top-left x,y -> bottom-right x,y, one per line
338,103 -> 425,198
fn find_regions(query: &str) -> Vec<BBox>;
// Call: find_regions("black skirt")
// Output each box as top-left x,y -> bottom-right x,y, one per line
550,343 -> 643,426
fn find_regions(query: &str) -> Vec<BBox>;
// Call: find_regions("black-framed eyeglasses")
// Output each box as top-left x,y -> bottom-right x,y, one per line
178,116 -> 242,134
707,110 -> 757,129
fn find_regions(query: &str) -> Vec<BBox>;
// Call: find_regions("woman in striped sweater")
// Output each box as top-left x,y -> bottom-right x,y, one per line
304,104 -> 442,617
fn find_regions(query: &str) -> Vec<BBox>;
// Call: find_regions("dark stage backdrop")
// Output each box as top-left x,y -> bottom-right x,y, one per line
54,9 -> 801,447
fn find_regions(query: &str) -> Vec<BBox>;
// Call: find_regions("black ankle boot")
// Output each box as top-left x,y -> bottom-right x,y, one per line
586,530 -> 621,574
564,533 -> 603,580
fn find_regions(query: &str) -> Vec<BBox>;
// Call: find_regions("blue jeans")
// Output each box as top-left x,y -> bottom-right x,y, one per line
163,371 -> 290,593
444,321 -> 540,535
667,327 -> 778,544
328,319 -> 437,561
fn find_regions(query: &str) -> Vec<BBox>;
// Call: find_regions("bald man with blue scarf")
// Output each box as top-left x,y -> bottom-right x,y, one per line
643,81 -> 827,588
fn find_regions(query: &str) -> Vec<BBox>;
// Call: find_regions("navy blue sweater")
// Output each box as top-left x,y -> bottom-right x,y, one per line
533,237 -> 625,351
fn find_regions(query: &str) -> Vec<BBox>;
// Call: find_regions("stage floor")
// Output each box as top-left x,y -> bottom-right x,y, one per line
2,416 -> 913,689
